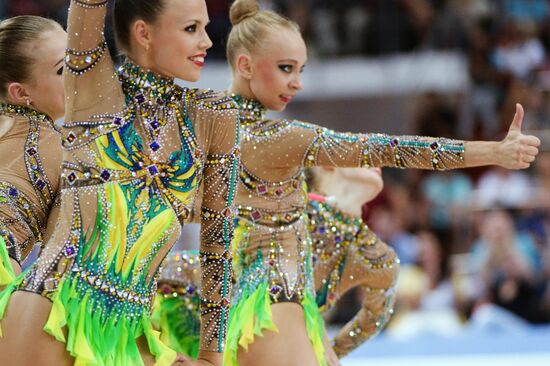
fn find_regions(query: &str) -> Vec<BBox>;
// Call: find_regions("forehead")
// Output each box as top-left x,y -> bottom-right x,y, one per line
158,0 -> 209,23
260,28 -> 307,63
31,27 -> 66,63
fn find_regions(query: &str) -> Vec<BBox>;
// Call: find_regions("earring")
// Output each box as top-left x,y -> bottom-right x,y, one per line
25,99 -> 31,107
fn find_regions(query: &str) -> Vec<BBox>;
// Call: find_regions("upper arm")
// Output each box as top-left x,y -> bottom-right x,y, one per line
64,1 -> 124,122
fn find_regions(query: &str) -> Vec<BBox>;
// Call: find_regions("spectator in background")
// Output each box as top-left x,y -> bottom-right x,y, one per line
369,203 -> 420,265
474,166 -> 534,209
386,230 -> 462,339
501,0 -> 550,25
493,20 -> 546,82
421,171 -> 473,246
468,210 -> 546,324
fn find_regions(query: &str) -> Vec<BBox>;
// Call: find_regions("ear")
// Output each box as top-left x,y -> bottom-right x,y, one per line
132,19 -> 153,52
6,82 -> 31,105
235,53 -> 253,80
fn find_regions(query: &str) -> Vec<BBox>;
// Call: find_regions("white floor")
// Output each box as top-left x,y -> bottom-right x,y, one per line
343,353 -> 550,366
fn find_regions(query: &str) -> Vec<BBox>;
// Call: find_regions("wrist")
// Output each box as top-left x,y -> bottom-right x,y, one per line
197,350 -> 221,366
487,141 -> 501,166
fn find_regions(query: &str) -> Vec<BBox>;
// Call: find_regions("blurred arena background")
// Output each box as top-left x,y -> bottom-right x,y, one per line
2,0 -> 550,364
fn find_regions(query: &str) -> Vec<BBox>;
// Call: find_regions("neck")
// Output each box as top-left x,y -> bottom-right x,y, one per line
229,76 -> 255,101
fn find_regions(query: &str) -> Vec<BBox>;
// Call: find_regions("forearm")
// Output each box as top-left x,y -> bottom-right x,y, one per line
463,141 -> 499,168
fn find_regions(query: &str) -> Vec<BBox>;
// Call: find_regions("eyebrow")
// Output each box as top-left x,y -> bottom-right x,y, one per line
183,19 -> 210,25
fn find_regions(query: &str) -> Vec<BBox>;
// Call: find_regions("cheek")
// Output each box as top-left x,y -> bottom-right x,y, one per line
256,62 -> 277,91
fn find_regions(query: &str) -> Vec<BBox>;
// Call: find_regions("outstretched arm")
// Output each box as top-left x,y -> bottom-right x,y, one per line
282,103 -> 539,171
65,0 -> 124,122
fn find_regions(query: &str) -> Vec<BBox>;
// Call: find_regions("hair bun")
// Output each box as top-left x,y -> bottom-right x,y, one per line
229,0 -> 260,26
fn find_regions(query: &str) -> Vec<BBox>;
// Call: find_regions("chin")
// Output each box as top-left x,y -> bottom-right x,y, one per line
270,103 -> 287,112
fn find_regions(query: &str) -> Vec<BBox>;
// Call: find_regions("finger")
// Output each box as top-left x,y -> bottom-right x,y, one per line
509,103 -> 524,131
522,146 -> 539,156
522,154 -> 536,163
518,162 -> 530,169
521,135 -> 542,147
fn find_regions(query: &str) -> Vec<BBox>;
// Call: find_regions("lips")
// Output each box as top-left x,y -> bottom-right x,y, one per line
189,54 -> 206,67
279,94 -> 294,103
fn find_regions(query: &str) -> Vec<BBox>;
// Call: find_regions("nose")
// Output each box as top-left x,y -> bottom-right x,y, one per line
201,30 -> 213,51
290,74 -> 303,91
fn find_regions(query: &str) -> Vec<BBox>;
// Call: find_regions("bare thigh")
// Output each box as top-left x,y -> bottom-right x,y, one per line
0,291 -> 161,366
0,291 -> 73,366
237,302 -> 320,366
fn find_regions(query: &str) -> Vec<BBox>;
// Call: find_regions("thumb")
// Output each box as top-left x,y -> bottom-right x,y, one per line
509,103 -> 524,132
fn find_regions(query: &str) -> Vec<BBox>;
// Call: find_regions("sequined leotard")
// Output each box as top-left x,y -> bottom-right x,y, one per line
308,194 -> 398,358
0,1 -> 240,364
0,104 -> 62,285
224,94 -> 465,366
153,193 -> 398,360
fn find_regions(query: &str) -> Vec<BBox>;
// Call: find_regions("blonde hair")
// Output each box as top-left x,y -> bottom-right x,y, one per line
0,16 -> 60,99
226,0 -> 300,70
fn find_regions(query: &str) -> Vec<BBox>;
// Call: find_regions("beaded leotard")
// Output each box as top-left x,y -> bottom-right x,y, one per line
0,1 -> 240,364
0,104 -> 62,285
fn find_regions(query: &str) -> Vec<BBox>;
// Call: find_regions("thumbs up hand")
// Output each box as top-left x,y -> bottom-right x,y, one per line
497,103 -> 541,169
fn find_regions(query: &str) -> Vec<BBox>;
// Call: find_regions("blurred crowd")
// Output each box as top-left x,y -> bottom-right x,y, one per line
3,0 -> 550,337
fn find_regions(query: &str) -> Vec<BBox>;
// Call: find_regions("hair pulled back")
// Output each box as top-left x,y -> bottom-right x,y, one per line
113,0 -> 166,54
226,0 -> 300,69
0,16 -> 59,99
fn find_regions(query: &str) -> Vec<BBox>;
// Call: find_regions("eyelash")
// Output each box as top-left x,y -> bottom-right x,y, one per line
279,65 -> 292,73
57,67 -> 63,75
279,65 -> 305,74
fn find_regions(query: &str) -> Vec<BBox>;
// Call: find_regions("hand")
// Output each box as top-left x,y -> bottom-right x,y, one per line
171,354 -> 215,366
497,103 -> 541,169
325,346 -> 341,366
322,332 -> 341,366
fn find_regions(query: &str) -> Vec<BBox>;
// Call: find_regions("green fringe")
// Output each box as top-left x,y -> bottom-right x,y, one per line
0,236 -> 16,286
38,274 -> 177,366
151,294 -> 200,359
224,282 -> 327,366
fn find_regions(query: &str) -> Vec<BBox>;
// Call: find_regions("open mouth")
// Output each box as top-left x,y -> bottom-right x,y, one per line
189,55 -> 205,67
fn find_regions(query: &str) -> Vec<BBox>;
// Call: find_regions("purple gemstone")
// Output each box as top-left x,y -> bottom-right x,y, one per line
147,164 -> 159,176
257,185 -> 268,194
150,141 -> 161,151
250,210 -> 262,221
390,138 -> 399,147
430,142 -> 439,150
35,178 -> 46,190
65,245 -> 76,257
26,147 -> 37,156
8,187 -> 18,197
135,94 -> 145,104
150,119 -> 160,130
100,170 -> 111,182
66,132 -> 77,144
67,172 -> 77,185
113,117 -> 123,126
270,285 -> 281,295
318,226 -> 326,234
335,236 -> 342,243
186,286 -> 195,295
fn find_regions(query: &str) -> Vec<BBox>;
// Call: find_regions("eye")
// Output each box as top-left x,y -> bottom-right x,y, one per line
184,24 -> 197,33
300,66 -> 306,73
279,65 -> 292,73
56,66 -> 64,75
